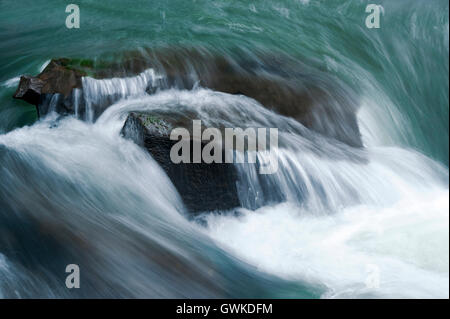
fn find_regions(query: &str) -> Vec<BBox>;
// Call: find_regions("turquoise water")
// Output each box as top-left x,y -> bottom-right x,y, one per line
0,0 -> 448,298
1,0 -> 448,164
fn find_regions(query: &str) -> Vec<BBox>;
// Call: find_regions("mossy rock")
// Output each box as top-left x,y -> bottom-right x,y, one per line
136,113 -> 171,136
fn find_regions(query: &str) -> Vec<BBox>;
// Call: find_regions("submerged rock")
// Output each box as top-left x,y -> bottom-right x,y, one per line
114,48 -> 363,148
11,49 -> 365,211
13,48 -> 363,148
120,113 -> 240,214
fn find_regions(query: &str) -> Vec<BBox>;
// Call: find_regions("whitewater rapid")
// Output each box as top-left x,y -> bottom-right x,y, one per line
1,82 -> 447,298
204,151 -> 449,298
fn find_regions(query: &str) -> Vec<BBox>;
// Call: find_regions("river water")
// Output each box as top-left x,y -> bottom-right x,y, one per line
0,0 -> 448,298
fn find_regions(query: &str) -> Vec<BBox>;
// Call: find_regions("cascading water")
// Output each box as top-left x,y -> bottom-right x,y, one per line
0,0 -> 448,299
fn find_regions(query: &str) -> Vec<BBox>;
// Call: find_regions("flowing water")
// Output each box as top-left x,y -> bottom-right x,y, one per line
0,0 -> 448,298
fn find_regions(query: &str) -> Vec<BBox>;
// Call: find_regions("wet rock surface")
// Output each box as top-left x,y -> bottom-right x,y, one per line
13,59 -> 85,118
13,49 -> 363,148
11,49 -> 366,213
121,113 -> 241,214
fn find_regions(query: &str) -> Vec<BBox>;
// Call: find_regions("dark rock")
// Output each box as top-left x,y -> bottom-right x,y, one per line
13,76 -> 44,106
121,113 -> 240,214
114,48 -> 363,148
13,59 -> 86,117
13,49 -> 363,148
37,58 -> 84,95
137,48 -> 362,148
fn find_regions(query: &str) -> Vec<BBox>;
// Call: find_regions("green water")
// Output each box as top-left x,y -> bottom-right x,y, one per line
0,0 -> 448,299
1,0 -> 448,165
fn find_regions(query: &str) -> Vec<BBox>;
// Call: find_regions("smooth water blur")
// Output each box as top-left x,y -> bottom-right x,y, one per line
1,0 -> 448,164
0,112 -> 321,298
0,0 -> 448,298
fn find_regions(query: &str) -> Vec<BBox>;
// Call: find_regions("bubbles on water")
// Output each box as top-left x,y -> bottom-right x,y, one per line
204,188 -> 449,298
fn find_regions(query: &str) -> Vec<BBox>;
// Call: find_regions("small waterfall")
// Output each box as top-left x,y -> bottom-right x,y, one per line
81,69 -> 161,122
72,88 -> 82,119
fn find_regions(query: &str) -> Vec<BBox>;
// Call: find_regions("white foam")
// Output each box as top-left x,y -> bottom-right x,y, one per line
204,187 -> 449,298
1,76 -> 20,88
39,60 -> 51,73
